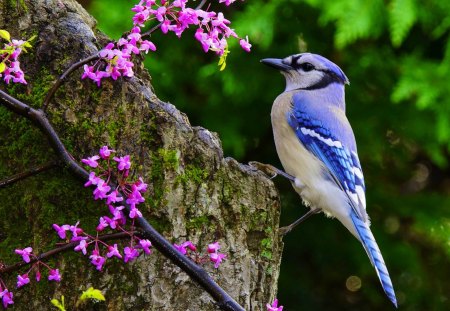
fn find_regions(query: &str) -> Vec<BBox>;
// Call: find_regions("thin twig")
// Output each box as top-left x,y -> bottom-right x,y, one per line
0,89 -> 245,311
42,54 -> 99,111
0,161 -> 59,189
0,232 -> 134,275
196,0 -> 208,10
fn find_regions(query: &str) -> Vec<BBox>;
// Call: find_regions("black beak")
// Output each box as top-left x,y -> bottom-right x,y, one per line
261,58 -> 292,71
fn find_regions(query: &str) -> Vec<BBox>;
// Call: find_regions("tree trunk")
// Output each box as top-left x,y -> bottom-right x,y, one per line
0,1 -> 283,310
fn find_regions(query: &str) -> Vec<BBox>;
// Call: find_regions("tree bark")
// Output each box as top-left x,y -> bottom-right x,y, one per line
0,1 -> 283,310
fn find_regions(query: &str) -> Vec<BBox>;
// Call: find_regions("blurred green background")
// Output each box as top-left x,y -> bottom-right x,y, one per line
80,0 -> 450,310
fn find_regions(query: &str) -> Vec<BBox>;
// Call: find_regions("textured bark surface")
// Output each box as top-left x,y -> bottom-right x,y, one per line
0,1 -> 283,310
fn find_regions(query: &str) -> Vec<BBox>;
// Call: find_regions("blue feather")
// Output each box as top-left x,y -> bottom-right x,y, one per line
350,211 -> 398,307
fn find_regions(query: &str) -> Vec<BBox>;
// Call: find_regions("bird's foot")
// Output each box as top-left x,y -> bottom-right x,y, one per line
279,208 -> 321,236
249,161 -> 296,182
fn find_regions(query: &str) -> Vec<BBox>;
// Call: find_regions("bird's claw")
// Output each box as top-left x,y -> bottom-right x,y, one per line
249,161 -> 278,179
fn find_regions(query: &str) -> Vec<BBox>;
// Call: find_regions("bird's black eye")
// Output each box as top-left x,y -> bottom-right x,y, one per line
300,62 -> 315,72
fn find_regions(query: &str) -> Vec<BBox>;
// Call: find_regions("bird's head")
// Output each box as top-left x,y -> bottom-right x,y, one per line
261,53 -> 349,92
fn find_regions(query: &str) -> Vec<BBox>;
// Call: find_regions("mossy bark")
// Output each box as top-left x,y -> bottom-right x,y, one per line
0,1 -> 283,310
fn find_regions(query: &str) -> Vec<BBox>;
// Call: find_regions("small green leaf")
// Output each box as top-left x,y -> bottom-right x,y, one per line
79,287 -> 105,302
27,34 -> 37,42
0,29 -> 10,41
217,46 -> 230,71
51,296 -> 66,311
0,62 -> 6,73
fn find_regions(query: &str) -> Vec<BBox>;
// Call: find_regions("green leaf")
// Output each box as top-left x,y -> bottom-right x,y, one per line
389,0 -> 417,47
217,46 -> 230,71
27,34 -> 37,42
79,287 -> 105,302
0,29 -> 10,41
0,62 -> 5,73
51,296 -> 66,311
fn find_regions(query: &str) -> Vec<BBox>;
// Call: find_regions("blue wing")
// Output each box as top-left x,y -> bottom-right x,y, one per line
286,96 -> 397,307
287,106 -> 367,221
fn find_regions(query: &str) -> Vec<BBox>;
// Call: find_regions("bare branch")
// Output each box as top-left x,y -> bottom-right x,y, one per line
0,161 -> 58,189
42,54 -> 99,111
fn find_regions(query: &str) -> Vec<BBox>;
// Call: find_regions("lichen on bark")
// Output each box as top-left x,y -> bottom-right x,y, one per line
0,1 -> 283,310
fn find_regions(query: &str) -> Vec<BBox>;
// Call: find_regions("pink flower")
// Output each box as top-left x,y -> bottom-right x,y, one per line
131,4 -> 145,13
182,241 -> 197,251
161,20 -> 171,34
124,246 -> 139,263
81,155 -> 100,168
129,206 -> 142,219
96,216 -> 109,231
209,252 -> 226,268
219,0 -> 236,6
16,274 -> 30,288
207,242 -> 220,253
174,241 -> 196,255
74,239 -> 88,255
69,221 -> 83,239
154,6 -> 167,22
93,179 -> 111,200
126,188 -> 145,208
139,40 -> 157,53
0,289 -> 13,308
114,155 -> 131,171
266,299 -> 283,311
174,243 -> 187,255
35,270 -> 41,282
134,177 -> 148,192
106,190 -> 123,205
211,12 -> 230,28
52,224 -> 70,239
173,0 -> 187,9
84,172 -> 101,187
239,36 -> 251,52
133,10 -> 150,26
89,250 -> 106,271
138,239 -> 152,255
110,205 -> 126,226
81,65 -> 96,80
48,269 -> 61,282
15,247 -> 33,263
107,244 -> 122,259
99,146 -> 114,159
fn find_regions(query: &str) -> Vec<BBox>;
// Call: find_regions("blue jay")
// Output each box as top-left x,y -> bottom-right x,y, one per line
261,53 -> 397,307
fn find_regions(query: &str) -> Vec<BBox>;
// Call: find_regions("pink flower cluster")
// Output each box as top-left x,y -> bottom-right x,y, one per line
83,0 -> 250,85
82,146 -> 147,221
132,0 -> 251,55
53,220 -> 153,271
207,241 -> 227,268
82,27 -> 155,86
50,146 -> 153,271
0,30 -> 34,85
3,246 -> 61,304
174,241 -> 227,269
13,247 -> 61,285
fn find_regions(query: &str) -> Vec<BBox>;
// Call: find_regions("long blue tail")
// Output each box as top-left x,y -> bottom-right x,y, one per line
350,212 -> 398,307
